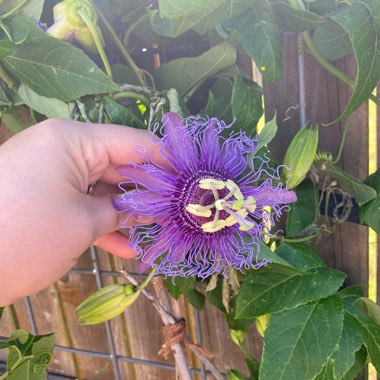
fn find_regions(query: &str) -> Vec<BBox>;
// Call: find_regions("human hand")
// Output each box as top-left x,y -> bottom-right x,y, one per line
0,119 -> 162,306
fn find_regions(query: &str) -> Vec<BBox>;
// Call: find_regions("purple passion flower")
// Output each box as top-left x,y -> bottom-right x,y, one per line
114,113 -> 297,278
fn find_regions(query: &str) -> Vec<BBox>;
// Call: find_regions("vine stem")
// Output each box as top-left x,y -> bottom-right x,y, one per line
332,119 -> 350,164
282,233 -> 320,243
0,63 -> 14,88
90,1 -> 146,87
0,0 -> 29,20
77,9 -> 113,78
302,31 -> 380,107
119,269 -> 226,380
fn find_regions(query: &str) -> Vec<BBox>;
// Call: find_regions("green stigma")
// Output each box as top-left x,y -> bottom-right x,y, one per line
185,178 -> 256,233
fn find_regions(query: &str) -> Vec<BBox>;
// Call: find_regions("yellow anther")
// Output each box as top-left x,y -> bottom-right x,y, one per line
239,221 -> 255,231
199,178 -> 225,190
201,219 -> 226,233
225,180 -> 244,200
232,199 -> 245,210
244,196 -> 257,213
215,199 -> 225,210
186,204 -> 212,218
225,210 -> 248,226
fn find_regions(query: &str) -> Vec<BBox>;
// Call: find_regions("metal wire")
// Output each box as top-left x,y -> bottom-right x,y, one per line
297,33 -> 307,127
89,246 -> 122,380
0,253 -> 210,379
24,296 -> 38,336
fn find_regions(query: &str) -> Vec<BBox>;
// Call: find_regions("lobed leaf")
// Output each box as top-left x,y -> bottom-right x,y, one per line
154,41 -> 236,96
2,17 -> 118,102
286,179 -> 317,237
275,243 -> 325,270
260,295 -> 344,380
224,4 -> 283,83
329,3 -> 380,120
236,264 -> 345,318
231,74 -> 263,134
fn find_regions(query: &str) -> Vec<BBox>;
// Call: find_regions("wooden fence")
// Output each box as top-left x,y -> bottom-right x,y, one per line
0,33 -> 378,379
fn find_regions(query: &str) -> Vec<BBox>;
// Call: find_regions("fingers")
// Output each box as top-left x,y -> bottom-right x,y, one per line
79,121 -> 169,184
93,231 -> 136,258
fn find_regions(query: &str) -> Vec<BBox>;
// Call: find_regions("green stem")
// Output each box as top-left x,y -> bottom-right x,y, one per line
303,31 -> 380,107
332,119 -> 350,164
77,9 -> 112,78
0,20 -> 13,42
113,91 -> 149,106
283,233 -> 320,243
0,63 -> 14,88
137,268 -> 157,291
0,0 -> 29,20
90,1 -> 146,86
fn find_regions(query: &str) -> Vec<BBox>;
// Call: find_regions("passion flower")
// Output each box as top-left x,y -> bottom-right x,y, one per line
114,113 -> 297,278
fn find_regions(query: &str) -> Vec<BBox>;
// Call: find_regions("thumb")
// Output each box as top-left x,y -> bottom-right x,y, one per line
85,194 -> 121,239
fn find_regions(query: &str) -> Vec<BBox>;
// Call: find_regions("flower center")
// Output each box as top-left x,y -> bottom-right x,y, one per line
185,178 -> 256,233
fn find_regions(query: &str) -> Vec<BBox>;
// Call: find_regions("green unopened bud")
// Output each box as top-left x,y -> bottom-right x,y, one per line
230,329 -> 247,347
282,123 -> 318,189
47,0 -> 102,53
255,314 -> 270,337
76,283 -> 140,325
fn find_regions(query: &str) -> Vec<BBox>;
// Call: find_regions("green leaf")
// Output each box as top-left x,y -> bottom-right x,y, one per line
360,195 -> 380,233
328,314 -> 363,379
18,83 -> 70,119
148,9 -> 201,38
260,295 -> 344,380
341,346 -> 367,380
231,74 -> 263,134
151,1 -> 253,37
342,293 -> 380,373
275,243 -> 325,270
373,0 -> 380,33
308,0 -> 338,16
338,285 -> 364,312
0,0 -> 45,21
246,357 -> 260,380
0,86 -> 11,106
354,297 -> 380,326
185,288 -> 205,310
154,40 -> 236,96
286,179 -> 317,237
236,264 -> 345,318
193,0 -> 254,35
102,96 -> 144,129
224,4 -> 283,83
256,241 -> 294,267
271,2 -> 327,32
2,17 -> 118,102
314,158 -> 377,205
0,39 -> 16,59
157,0 -> 221,19
199,91 -> 217,117
312,21 -> 352,61
364,168 -> 380,193
164,277 -> 195,300
253,113 -> 277,154
4,329 -> 54,379
347,309 -> 380,373
329,3 -> 380,120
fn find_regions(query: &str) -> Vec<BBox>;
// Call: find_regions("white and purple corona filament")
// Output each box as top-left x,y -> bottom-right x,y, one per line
114,113 -> 297,278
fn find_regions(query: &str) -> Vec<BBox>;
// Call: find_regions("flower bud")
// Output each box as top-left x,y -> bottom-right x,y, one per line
230,329 -> 247,347
76,283 -> 140,325
47,0 -> 102,53
255,314 -> 270,337
282,124 -> 318,189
